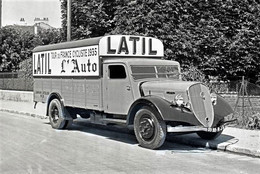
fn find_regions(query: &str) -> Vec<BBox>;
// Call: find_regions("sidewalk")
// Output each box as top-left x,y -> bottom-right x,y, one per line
168,127 -> 260,157
0,99 -> 47,119
0,92 -> 259,157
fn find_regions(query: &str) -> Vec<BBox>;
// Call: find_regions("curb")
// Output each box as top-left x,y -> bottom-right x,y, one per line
167,133 -> 260,158
0,108 -> 47,120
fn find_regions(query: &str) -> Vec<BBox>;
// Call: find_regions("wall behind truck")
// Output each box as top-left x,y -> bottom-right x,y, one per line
34,77 -> 103,111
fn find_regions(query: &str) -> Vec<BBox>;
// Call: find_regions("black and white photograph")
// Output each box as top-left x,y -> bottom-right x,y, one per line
0,0 -> 260,173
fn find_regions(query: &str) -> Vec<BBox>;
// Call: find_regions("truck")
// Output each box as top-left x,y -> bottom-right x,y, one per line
33,35 -> 233,149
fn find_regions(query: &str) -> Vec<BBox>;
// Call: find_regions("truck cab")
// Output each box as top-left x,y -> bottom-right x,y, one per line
103,58 -> 180,114
33,35 -> 233,149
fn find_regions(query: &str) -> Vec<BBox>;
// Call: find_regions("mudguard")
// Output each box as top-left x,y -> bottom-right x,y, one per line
127,96 -> 201,126
128,95 -> 233,128
212,95 -> 233,125
46,92 -> 73,120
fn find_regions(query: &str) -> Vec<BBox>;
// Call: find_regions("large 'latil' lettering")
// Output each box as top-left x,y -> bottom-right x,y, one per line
34,53 -> 51,75
107,36 -> 157,55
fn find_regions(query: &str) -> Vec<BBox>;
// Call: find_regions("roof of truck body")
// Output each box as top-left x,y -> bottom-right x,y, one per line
33,35 -> 164,58
33,37 -> 102,52
103,58 -> 179,66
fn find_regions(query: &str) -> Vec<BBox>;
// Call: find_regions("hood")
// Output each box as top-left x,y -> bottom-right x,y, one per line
141,80 -> 199,103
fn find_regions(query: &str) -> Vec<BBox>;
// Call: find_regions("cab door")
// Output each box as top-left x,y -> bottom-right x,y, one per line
103,63 -> 134,115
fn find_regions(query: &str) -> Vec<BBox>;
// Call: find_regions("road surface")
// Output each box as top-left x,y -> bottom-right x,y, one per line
0,111 -> 259,174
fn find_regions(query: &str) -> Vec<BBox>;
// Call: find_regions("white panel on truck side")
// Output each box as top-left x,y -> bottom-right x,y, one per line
33,45 -> 99,77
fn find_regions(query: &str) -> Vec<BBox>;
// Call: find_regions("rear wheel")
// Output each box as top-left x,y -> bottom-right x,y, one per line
134,106 -> 166,149
48,99 -> 71,129
196,130 -> 223,140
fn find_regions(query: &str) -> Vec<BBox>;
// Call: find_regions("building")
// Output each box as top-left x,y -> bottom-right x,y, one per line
6,17 -> 54,35
33,17 -> 53,34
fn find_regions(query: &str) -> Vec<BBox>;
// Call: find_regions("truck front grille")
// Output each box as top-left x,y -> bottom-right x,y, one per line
188,84 -> 214,127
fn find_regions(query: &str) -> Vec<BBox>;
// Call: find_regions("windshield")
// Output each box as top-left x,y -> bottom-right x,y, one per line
131,65 -> 180,80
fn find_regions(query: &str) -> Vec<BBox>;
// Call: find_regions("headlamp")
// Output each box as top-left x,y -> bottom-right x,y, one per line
210,92 -> 217,105
175,94 -> 184,106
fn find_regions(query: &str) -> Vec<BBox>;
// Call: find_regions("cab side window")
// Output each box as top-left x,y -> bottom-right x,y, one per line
109,65 -> 127,79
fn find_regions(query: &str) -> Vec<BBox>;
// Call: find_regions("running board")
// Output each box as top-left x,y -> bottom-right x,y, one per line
167,125 -> 224,133
102,118 -> 127,125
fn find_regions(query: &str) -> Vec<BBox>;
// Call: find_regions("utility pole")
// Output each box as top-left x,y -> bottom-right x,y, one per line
67,0 -> 71,41
0,0 -> 2,28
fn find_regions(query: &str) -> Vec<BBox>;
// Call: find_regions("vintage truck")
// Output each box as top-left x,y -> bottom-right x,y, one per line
33,35 -> 233,149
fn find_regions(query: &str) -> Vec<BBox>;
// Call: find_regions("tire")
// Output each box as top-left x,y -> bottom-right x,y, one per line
196,130 -> 223,140
134,106 -> 166,149
48,99 -> 71,129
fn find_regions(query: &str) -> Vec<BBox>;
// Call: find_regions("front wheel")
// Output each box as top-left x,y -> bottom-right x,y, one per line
196,130 -> 223,140
48,99 -> 71,129
134,106 -> 166,149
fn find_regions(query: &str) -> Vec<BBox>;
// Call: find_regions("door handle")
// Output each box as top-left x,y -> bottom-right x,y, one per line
126,86 -> 131,91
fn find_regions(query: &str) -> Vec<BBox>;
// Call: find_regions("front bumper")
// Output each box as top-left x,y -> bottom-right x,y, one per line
166,118 -> 237,133
167,125 -> 224,133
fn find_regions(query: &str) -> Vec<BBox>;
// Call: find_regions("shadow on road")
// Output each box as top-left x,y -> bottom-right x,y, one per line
70,121 -> 138,145
44,120 -> 136,144
44,119 -> 235,152
166,132 -> 236,150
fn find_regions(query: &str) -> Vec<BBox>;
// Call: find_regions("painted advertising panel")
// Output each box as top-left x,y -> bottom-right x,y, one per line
33,45 -> 99,76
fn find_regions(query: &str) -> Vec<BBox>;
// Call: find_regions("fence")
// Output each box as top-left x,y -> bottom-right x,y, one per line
212,77 -> 260,130
0,72 -> 33,91
210,80 -> 260,95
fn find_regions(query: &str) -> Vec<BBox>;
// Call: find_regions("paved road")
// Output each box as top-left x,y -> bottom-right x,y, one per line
0,111 -> 259,174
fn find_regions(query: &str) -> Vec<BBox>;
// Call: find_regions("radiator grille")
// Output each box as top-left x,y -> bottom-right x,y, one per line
188,84 -> 214,127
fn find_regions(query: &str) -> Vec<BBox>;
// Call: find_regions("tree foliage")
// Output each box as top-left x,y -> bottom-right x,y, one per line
111,0 -> 260,82
60,0 -> 260,82
60,0 -> 120,39
0,27 -> 38,71
0,27 -> 62,72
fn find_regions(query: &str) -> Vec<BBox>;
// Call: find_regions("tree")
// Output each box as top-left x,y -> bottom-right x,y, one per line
0,27 -> 38,71
37,28 -> 63,45
0,26 -> 62,72
110,0 -> 260,82
60,0 -> 119,40
187,0 -> 260,82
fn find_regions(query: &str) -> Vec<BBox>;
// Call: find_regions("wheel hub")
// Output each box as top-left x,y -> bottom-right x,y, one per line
51,106 -> 59,123
139,117 -> 155,140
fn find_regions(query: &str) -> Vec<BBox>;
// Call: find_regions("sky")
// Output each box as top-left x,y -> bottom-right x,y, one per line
1,0 -> 62,28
